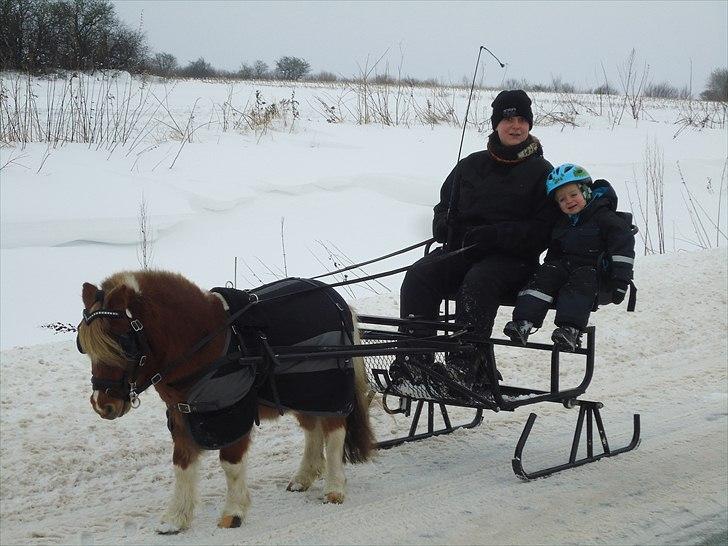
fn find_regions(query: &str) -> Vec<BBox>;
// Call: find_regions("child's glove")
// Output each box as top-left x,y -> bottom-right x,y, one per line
462,225 -> 498,249
612,281 -> 629,304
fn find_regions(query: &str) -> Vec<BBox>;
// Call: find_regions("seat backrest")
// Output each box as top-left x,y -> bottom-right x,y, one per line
595,214 -> 638,311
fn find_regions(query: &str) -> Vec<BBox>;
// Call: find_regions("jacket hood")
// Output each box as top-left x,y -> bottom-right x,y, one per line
568,179 -> 618,225
588,179 -> 618,210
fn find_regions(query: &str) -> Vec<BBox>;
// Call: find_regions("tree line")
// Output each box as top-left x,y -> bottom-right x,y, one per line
1,0 -> 726,100
0,0 -> 313,80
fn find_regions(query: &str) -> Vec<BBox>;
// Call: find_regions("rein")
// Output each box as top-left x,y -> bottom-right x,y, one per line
81,293 -> 258,405
82,240 -> 475,408
311,238 -> 435,280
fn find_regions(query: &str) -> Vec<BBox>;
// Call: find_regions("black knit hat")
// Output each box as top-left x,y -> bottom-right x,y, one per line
491,89 -> 533,130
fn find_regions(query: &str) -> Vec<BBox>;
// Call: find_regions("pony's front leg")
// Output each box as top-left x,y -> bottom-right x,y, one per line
157,443 -> 200,534
288,415 -> 324,492
217,436 -> 252,528
322,417 -> 347,504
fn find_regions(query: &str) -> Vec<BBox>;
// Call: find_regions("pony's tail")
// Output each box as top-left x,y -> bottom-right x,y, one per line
343,313 -> 376,464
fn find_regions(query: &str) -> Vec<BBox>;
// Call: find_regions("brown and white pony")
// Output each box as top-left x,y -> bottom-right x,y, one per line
77,270 -> 374,534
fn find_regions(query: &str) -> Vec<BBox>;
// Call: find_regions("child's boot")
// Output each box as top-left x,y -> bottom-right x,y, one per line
551,325 -> 582,352
503,320 -> 533,345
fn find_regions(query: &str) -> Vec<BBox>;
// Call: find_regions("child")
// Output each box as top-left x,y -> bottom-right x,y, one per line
503,164 -> 635,351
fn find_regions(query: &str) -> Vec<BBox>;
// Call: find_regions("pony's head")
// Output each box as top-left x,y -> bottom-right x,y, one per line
77,273 -> 148,420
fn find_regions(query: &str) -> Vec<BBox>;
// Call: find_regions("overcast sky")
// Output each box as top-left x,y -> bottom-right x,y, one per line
111,1 -> 727,91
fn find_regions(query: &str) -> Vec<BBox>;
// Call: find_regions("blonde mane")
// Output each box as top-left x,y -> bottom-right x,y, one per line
77,272 -> 138,367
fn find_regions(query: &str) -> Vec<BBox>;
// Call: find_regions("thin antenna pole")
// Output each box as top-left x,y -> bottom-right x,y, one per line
447,45 -> 506,250
457,45 -> 506,163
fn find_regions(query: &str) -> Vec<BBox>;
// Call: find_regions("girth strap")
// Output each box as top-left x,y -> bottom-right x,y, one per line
257,333 -> 285,416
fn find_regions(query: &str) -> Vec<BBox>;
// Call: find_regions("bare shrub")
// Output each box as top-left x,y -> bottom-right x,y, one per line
676,161 -> 728,249
644,82 -> 689,99
625,138 -> 665,254
137,192 -> 154,270
503,78 -> 532,91
310,95 -> 346,123
148,52 -> 178,78
616,48 -> 651,124
414,88 -> 458,127
0,71 -> 160,152
180,57 -> 216,79
673,99 -> 727,137
307,70 -> 339,83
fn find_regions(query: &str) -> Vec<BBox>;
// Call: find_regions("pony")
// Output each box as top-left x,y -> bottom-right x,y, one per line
77,270 -> 374,534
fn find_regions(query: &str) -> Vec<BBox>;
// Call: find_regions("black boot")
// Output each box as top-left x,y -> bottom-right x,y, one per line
503,320 -> 534,346
440,351 -> 484,397
388,353 -> 434,389
551,325 -> 582,352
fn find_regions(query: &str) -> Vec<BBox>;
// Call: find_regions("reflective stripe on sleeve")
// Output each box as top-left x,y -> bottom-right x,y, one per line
518,289 -> 554,303
612,255 -> 635,265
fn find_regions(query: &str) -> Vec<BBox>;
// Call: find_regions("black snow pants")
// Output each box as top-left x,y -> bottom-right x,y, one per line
512,260 -> 598,330
400,248 -> 537,339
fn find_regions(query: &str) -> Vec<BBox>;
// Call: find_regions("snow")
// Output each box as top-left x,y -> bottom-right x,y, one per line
1,75 -> 727,544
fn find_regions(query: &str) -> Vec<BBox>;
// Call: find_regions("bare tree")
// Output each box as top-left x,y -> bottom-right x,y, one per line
701,68 -> 728,101
149,51 -> 178,77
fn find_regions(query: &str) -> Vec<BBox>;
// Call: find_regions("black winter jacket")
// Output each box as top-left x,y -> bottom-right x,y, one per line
545,179 -> 635,283
432,148 -> 557,261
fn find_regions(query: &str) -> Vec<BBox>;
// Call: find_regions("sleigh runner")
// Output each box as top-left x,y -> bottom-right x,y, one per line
356,314 -> 640,480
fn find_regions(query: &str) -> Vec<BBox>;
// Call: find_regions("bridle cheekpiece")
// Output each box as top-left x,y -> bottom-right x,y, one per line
78,290 -> 152,408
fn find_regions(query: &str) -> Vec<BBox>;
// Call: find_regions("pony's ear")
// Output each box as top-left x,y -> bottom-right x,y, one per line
105,283 -> 135,312
82,283 -> 99,309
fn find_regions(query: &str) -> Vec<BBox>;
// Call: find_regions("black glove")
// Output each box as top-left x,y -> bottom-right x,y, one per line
433,219 -> 448,243
612,281 -> 629,304
462,225 -> 498,249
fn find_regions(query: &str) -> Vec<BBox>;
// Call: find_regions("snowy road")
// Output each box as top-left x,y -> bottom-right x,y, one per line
1,249 -> 725,545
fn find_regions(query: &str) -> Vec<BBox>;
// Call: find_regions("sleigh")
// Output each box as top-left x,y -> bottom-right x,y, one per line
356,313 -> 640,480
292,238 -> 641,480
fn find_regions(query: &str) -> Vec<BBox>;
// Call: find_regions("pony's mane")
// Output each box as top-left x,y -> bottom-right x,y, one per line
78,270 -> 212,367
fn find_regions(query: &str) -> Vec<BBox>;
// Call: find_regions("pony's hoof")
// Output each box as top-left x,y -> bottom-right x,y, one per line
287,480 -> 308,492
155,522 -> 182,535
218,515 -> 243,528
324,491 -> 345,504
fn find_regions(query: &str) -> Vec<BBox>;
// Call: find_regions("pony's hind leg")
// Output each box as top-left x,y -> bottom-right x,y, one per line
288,414 -> 324,492
321,416 -> 347,504
218,436 -> 252,528
157,442 -> 200,534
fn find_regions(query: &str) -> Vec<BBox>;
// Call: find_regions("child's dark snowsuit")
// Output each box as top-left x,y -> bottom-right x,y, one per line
513,179 -> 635,330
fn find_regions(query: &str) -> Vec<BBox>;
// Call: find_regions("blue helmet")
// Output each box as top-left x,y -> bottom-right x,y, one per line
546,164 -> 592,196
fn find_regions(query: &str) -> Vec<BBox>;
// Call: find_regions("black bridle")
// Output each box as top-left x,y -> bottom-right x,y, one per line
77,290 -> 152,407
78,287 -> 260,409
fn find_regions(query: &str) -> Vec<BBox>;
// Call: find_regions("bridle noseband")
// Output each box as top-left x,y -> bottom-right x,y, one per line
77,290 -> 151,408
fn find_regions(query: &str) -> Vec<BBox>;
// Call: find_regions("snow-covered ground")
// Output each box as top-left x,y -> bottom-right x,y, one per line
1,75 -> 726,544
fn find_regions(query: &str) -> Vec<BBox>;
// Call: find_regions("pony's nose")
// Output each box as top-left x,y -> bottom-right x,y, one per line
102,404 -> 117,419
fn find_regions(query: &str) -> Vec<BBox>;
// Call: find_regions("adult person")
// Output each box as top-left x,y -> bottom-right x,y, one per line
390,89 -> 559,393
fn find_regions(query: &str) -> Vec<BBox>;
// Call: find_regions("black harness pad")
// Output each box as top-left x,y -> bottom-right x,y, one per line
183,278 -> 355,450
